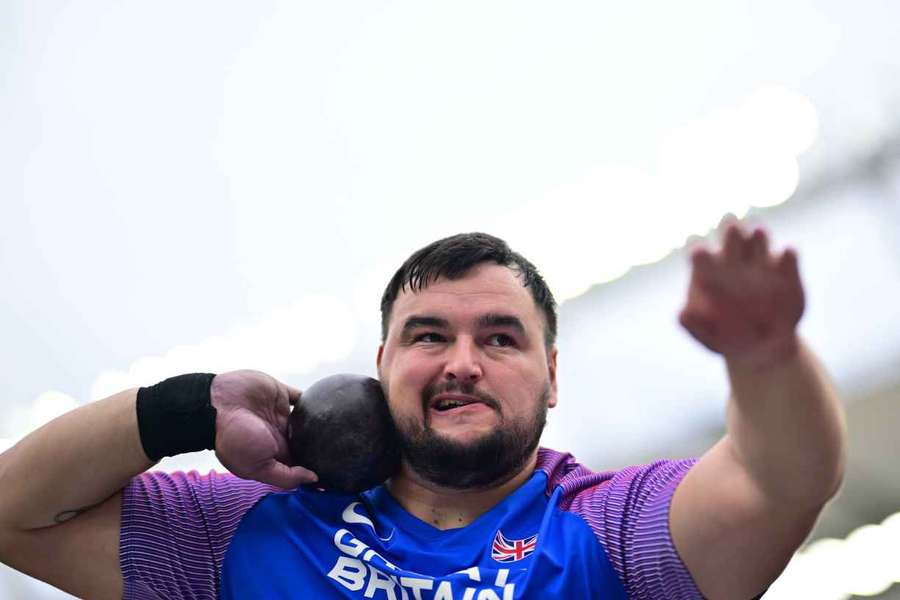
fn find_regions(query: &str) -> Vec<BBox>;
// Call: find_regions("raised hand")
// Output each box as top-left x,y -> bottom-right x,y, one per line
210,370 -> 318,489
679,220 -> 805,369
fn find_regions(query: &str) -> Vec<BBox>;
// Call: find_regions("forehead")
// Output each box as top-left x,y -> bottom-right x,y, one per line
390,263 -> 540,329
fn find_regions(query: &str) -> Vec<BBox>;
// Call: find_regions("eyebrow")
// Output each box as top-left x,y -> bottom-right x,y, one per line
400,313 -> 527,337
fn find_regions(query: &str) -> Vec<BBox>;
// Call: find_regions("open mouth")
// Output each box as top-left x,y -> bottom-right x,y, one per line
434,402 -> 481,412
429,394 -> 492,414
435,399 -> 474,411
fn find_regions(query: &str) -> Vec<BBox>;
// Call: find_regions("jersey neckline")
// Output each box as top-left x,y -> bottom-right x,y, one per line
361,469 -> 550,543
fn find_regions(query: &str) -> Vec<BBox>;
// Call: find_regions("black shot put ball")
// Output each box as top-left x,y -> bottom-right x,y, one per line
287,373 -> 401,493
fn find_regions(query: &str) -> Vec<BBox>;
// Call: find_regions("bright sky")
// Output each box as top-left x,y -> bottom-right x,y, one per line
2,0 -> 899,450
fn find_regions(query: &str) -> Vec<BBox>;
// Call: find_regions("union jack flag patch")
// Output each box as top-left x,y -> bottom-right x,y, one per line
491,529 -> 538,562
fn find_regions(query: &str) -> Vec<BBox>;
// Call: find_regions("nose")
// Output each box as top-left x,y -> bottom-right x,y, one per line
442,336 -> 483,384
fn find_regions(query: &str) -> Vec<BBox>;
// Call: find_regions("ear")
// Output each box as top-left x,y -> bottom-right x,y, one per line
376,344 -> 384,377
547,346 -> 558,409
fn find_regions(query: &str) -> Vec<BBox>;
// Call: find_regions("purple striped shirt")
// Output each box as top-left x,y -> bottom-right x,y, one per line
120,448 -> 701,599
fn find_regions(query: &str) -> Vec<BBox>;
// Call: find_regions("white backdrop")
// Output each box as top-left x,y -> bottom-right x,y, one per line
3,1 -> 900,597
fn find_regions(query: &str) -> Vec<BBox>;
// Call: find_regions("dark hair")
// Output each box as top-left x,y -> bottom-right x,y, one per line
380,232 -> 558,349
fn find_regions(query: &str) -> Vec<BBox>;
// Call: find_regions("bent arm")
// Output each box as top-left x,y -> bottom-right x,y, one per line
0,371 -> 302,599
0,388 -> 153,532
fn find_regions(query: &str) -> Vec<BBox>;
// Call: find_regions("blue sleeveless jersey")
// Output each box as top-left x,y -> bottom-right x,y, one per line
220,470 -> 628,599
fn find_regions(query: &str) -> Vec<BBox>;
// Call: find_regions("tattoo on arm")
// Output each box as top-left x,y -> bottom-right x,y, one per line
54,503 -> 101,524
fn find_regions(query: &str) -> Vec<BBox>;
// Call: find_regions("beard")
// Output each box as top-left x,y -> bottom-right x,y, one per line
389,381 -> 550,490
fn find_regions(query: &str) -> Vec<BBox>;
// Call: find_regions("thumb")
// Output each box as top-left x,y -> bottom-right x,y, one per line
679,309 -> 719,353
255,460 -> 318,490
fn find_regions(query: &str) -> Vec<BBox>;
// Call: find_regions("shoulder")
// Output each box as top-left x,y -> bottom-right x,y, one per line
536,447 -> 703,599
121,470 -> 286,599
534,447 -> 615,498
126,468 -> 277,494
536,446 -> 697,507
124,469 -> 283,518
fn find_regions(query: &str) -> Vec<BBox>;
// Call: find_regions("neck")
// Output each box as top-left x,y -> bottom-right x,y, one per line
385,450 -> 539,530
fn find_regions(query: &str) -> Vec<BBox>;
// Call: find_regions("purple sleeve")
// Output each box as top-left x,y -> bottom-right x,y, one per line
120,470 -> 281,600
537,448 -> 703,599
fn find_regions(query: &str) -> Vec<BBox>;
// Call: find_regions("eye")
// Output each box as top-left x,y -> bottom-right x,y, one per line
487,334 -> 516,347
413,332 -> 445,343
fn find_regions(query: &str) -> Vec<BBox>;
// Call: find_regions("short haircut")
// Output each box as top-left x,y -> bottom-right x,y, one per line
380,232 -> 558,350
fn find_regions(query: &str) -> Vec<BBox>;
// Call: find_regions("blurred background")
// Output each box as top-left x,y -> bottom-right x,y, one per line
2,1 -> 899,598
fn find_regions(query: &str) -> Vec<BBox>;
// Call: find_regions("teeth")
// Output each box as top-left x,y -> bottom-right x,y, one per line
436,399 -> 467,410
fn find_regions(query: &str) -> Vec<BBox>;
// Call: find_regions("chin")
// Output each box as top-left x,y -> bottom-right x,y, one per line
429,421 -> 493,439
437,430 -> 492,447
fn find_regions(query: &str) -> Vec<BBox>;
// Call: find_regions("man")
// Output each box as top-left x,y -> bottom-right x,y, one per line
0,224 -> 846,599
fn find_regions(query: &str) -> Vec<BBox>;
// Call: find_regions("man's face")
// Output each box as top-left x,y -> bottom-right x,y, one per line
376,263 -> 558,489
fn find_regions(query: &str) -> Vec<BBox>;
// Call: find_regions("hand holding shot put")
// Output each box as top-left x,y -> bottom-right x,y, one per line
173,369 -> 397,492
0,228 -> 846,599
207,370 -> 317,489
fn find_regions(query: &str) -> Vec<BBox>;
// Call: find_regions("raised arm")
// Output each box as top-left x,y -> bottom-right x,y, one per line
669,222 -> 847,599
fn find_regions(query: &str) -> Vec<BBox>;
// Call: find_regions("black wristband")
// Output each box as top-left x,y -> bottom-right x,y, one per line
136,373 -> 218,461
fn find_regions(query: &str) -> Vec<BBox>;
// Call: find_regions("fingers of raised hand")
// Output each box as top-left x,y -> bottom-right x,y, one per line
690,222 -> 787,281
689,243 -> 716,270
748,227 -> 769,262
722,222 -> 746,262
778,247 -> 800,279
681,222 -> 805,353
721,222 -> 771,264
711,223 -> 801,289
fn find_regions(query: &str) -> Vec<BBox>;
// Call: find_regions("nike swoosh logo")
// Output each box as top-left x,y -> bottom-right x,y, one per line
342,502 -> 395,542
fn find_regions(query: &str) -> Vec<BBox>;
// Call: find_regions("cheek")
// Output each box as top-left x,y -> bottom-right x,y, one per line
387,356 -> 437,408
507,367 -> 548,403
396,352 -> 440,382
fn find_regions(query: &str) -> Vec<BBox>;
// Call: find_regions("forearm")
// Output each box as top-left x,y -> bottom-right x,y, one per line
725,335 -> 847,507
0,388 -> 155,531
